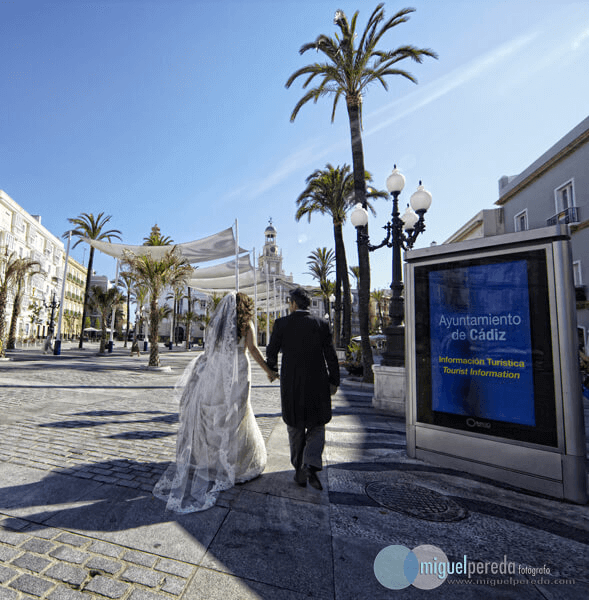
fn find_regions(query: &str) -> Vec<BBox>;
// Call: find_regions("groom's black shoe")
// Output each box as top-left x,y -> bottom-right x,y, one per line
304,465 -> 323,491
294,468 -> 307,487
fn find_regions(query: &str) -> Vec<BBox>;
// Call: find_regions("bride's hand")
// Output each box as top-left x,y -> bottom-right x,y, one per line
267,370 -> 279,383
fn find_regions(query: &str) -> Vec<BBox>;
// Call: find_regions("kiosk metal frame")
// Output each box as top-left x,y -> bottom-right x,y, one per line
405,225 -> 587,503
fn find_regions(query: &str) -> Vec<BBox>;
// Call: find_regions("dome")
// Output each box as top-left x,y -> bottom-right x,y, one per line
265,224 -> 277,234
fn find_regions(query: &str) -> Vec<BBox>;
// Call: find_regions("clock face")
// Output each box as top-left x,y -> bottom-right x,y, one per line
270,246 -> 276,254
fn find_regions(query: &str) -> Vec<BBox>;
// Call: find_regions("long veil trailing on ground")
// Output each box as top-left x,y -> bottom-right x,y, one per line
154,293 -> 240,512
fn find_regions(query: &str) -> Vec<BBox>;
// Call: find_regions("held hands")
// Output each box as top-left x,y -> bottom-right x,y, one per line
267,369 -> 279,383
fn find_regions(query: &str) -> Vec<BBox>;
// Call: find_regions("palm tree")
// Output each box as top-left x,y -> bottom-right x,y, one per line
286,4 -> 437,380
122,247 -> 192,367
144,224 -> 173,246
130,283 -> 148,355
67,213 -> 122,349
88,285 -> 124,354
371,289 -> 388,333
319,279 -> 336,329
306,247 -> 334,282
182,287 -> 199,350
119,270 -> 135,348
0,251 -> 31,356
296,164 -> 382,349
306,247 -> 335,322
166,284 -> 185,346
6,256 -> 41,350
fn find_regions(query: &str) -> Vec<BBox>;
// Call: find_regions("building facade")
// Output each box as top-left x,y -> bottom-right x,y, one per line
61,256 -> 86,339
445,115 -> 589,352
0,189 -> 89,342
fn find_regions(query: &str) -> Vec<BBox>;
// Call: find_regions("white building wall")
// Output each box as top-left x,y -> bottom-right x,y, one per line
0,189 -> 68,340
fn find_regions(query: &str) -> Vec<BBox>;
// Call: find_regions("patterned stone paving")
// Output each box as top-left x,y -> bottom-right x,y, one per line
0,347 -> 281,599
0,516 -> 195,599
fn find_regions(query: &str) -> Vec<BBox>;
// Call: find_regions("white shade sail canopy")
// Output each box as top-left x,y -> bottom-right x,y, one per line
84,224 -> 295,306
84,227 -> 247,263
188,265 -> 257,292
190,254 -> 253,280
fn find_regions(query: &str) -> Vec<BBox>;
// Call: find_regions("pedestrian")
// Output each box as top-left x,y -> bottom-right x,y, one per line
130,339 -> 141,357
266,287 -> 340,491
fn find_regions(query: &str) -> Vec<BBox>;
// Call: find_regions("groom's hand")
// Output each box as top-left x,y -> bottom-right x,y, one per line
330,384 -> 338,396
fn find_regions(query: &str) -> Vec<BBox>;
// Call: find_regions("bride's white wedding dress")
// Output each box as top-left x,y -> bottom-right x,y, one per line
154,294 -> 267,513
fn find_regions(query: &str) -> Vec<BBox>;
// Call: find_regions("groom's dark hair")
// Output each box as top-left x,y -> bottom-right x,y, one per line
289,287 -> 311,310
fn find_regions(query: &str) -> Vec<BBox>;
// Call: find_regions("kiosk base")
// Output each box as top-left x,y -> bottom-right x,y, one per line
372,365 -> 405,416
408,425 -> 587,504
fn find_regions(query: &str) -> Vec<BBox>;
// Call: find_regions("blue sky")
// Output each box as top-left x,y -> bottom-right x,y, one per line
2,0 -> 589,290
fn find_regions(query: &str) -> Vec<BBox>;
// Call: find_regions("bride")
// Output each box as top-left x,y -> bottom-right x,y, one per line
154,292 -> 277,513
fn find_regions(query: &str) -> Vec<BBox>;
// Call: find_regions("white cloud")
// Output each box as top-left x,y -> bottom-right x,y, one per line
364,31 -> 540,138
572,28 -> 589,49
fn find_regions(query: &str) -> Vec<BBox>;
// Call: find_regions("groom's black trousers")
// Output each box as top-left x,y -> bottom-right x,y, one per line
286,424 -> 325,472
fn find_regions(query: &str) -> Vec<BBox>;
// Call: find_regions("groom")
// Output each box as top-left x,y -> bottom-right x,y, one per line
266,287 -> 340,490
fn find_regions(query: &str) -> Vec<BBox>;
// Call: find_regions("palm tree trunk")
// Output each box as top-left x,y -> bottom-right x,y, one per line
334,222 -> 351,349
124,293 -> 130,348
149,299 -> 160,367
99,323 -> 107,354
79,247 -> 95,349
0,287 -> 8,357
7,283 -> 24,350
185,288 -> 191,350
347,100 -> 374,382
334,271 -> 342,348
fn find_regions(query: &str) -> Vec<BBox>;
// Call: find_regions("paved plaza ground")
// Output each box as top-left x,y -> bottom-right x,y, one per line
0,342 -> 588,599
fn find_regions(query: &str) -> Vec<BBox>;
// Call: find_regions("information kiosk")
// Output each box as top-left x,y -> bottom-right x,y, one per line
404,225 -> 587,503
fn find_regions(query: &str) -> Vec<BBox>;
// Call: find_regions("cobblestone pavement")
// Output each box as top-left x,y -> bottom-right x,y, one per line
0,516 -> 196,600
0,346 -> 281,600
2,345 -> 588,600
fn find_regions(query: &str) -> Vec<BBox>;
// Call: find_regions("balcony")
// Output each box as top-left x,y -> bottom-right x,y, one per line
547,206 -> 580,226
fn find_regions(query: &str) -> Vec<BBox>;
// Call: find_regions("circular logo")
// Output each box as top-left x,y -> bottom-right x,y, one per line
412,545 -> 448,590
374,544 -> 449,590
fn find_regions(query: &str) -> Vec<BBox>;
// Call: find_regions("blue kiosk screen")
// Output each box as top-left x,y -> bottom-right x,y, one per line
413,250 -> 557,447
429,260 -> 535,426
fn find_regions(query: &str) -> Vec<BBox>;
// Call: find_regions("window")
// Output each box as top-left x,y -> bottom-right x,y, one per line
573,261 -> 582,286
514,209 -> 528,232
555,180 -> 574,213
2,232 -> 15,250
12,213 -> 24,233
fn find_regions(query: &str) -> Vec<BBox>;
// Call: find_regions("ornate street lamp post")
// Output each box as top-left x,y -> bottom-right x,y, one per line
54,230 -> 73,355
43,278 -> 60,353
351,165 -> 432,367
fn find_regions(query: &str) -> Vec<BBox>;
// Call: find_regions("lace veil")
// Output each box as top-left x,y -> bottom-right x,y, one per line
154,293 -> 240,512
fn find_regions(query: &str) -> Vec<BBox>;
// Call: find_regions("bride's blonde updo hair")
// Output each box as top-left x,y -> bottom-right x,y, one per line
236,292 -> 255,340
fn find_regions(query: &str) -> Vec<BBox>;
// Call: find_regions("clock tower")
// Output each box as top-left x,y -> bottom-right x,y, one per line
258,218 -> 286,277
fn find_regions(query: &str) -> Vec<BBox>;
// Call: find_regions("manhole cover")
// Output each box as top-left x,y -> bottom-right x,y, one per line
365,481 -> 468,522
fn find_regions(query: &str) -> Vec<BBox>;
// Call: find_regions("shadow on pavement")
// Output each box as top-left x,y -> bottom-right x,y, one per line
37,411 -> 178,433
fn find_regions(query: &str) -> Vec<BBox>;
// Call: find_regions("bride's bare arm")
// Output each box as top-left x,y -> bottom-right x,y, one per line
244,323 -> 278,382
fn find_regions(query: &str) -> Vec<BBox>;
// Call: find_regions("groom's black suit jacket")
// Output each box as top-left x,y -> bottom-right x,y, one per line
266,310 -> 340,428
